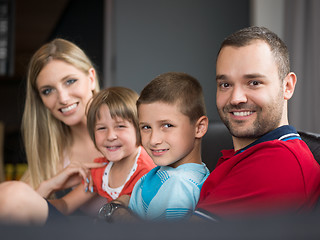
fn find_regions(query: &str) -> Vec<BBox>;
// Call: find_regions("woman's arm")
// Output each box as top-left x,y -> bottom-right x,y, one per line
49,184 -> 97,215
36,161 -> 106,198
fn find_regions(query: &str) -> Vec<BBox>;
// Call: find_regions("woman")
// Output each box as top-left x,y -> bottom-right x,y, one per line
20,38 -> 105,213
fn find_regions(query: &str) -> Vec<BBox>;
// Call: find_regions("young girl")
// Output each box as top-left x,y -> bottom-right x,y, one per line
0,87 -> 155,224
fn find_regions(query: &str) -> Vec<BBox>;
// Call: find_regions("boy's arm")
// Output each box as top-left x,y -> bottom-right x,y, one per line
98,195 -> 138,222
49,184 -> 96,215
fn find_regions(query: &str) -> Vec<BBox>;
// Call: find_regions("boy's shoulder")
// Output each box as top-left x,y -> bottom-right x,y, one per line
143,163 -> 209,185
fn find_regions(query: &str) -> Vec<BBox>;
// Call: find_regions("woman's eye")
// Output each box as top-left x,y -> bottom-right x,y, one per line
41,88 -> 52,96
66,79 -> 77,85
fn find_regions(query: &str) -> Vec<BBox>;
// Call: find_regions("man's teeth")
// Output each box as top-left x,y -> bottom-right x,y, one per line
233,111 -> 253,116
61,103 -> 77,113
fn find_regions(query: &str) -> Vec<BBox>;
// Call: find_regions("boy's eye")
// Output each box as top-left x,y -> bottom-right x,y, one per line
163,124 -> 173,128
249,80 -> 261,86
141,125 -> 150,130
117,125 -> 126,128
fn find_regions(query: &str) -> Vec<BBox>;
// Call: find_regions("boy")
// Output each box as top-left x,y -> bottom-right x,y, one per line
101,72 -> 210,221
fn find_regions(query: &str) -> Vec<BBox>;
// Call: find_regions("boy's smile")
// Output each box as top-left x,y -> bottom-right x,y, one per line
138,101 -> 200,168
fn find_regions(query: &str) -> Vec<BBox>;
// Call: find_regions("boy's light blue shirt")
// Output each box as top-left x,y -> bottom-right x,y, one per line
128,162 -> 210,221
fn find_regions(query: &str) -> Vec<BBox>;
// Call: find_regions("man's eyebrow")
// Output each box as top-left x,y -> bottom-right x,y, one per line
216,74 -> 227,81
216,73 -> 267,81
243,73 -> 267,79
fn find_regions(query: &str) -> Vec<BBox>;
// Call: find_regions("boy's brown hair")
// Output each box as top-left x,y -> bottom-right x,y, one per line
87,87 -> 140,147
137,72 -> 206,123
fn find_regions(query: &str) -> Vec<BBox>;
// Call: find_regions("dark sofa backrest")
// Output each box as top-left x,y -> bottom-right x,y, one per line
298,131 -> 320,165
201,123 -> 320,172
201,122 -> 233,172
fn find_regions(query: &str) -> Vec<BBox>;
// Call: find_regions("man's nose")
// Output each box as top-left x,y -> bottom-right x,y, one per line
229,86 -> 247,105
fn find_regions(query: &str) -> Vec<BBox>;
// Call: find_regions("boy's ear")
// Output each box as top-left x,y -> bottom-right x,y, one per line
195,116 -> 208,139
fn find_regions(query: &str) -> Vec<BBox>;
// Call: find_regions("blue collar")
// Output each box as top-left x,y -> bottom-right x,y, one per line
236,125 -> 301,155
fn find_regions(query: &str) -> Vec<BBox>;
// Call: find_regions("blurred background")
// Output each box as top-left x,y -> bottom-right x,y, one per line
0,0 -> 319,181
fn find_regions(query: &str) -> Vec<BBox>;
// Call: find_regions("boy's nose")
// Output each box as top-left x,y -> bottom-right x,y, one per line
149,130 -> 162,145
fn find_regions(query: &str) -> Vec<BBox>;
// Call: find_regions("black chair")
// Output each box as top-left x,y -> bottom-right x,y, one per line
298,131 -> 320,165
201,122 -> 233,172
201,123 -> 320,172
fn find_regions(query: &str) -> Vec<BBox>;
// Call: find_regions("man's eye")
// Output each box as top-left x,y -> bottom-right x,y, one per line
218,82 -> 230,89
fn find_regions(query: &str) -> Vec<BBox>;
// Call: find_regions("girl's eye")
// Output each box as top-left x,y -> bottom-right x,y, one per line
66,79 -> 77,85
96,126 -> 106,131
117,125 -> 126,128
163,124 -> 173,128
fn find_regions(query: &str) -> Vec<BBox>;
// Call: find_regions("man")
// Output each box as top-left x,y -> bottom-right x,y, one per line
194,26 -> 320,221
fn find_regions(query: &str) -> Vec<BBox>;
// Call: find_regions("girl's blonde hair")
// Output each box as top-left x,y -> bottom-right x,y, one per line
21,38 -> 100,189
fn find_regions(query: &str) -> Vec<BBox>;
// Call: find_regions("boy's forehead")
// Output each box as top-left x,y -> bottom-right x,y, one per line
138,101 -> 187,121
138,101 -> 181,111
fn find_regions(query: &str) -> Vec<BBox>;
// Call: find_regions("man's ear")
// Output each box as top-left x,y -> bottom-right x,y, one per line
283,72 -> 297,100
195,116 -> 208,139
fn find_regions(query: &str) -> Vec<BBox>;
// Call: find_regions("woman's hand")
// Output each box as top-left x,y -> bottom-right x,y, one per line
36,161 -> 106,198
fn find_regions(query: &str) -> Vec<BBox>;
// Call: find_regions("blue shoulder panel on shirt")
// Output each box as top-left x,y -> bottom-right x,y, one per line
141,166 -> 164,207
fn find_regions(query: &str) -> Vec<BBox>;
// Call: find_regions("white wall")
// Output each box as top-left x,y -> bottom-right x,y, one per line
103,0 -> 250,122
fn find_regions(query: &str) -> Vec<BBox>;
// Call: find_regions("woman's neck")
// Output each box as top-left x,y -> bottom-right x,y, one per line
65,121 -> 102,166
69,121 -> 90,141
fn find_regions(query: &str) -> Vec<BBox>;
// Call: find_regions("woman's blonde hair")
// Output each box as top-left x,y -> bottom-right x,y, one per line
21,38 -> 100,189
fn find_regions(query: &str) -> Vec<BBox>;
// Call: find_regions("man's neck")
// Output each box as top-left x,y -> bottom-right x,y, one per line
232,137 -> 257,152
